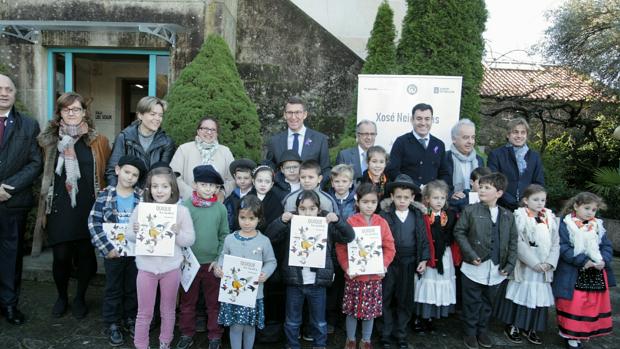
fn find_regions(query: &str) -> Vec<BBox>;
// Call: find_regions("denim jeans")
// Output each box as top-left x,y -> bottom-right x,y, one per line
284,285 -> 327,349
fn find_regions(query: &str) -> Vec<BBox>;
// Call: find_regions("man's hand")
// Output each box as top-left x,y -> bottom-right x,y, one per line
451,191 -> 466,200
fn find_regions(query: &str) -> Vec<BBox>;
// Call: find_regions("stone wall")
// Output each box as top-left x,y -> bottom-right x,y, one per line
236,0 -> 364,147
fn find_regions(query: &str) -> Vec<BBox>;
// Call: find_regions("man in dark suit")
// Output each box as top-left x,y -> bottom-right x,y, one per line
335,120 -> 377,181
265,96 -> 331,180
0,74 -> 43,325
386,103 -> 451,187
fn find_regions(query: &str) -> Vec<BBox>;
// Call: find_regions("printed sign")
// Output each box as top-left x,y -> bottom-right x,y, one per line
103,223 -> 134,256
288,215 -> 328,268
180,247 -> 200,292
135,203 -> 177,256
218,255 -> 262,308
348,226 -> 384,275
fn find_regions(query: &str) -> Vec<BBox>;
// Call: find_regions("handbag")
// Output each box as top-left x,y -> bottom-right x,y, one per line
575,268 -> 606,292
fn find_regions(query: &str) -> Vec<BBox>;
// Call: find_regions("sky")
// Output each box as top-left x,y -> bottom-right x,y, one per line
483,0 -> 567,64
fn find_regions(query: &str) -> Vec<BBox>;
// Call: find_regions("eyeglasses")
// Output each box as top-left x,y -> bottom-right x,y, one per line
357,132 -> 377,137
283,165 -> 300,172
198,127 -> 217,133
61,107 -> 83,114
285,110 -> 304,117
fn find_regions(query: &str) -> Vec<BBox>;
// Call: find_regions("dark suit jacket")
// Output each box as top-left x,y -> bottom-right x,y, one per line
335,146 -> 362,180
265,127 -> 331,179
386,132 -> 451,186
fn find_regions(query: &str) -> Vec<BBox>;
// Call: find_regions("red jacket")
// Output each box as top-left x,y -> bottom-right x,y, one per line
336,213 -> 396,281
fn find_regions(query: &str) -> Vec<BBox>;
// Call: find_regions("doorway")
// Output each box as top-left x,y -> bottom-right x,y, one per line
121,79 -> 149,129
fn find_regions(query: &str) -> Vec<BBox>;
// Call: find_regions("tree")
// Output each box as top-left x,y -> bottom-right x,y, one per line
397,0 -> 487,123
544,0 -> 620,93
163,34 -> 262,160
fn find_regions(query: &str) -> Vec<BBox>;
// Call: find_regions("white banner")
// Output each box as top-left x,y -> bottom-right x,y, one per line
357,74 -> 463,152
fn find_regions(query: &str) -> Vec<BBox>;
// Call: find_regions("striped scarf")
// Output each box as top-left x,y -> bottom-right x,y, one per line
56,121 -> 89,207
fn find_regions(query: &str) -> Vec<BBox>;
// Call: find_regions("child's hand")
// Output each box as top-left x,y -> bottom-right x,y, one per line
499,270 -> 509,276
471,258 -> 482,266
106,250 -> 120,259
595,261 -> 605,270
208,261 -> 216,272
584,260 -> 596,269
171,224 -> 179,234
347,269 -> 357,279
416,260 -> 427,274
258,272 -> 268,283
281,212 -> 293,223
133,222 -> 140,233
542,263 -> 553,272
533,263 -> 545,272
325,212 -> 339,223
213,264 -> 223,278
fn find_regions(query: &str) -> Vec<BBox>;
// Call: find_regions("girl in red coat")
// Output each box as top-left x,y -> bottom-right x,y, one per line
336,183 -> 396,349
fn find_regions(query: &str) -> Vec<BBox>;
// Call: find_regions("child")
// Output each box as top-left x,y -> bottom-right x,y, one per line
453,172 -> 518,349
265,190 -> 355,349
552,192 -> 615,349
224,159 -> 257,231
177,165 -> 230,349
282,160 -> 338,213
89,155 -> 146,346
127,166 -> 196,349
495,184 -> 559,345
250,165 -> 284,232
360,146 -> 389,206
214,195 -> 277,349
336,183 -> 395,349
272,150 -> 302,201
380,174 -> 429,349
448,166 -> 492,212
329,164 -> 357,222
413,180 -> 457,331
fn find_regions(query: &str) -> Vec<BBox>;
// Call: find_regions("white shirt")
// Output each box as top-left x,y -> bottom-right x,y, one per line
287,126 -> 307,156
412,130 -> 429,144
301,267 -> 316,285
286,180 -> 301,193
395,209 -> 409,223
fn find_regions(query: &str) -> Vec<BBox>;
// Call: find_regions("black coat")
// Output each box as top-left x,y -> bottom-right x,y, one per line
105,121 -> 175,186
0,108 -> 43,212
386,132 -> 451,186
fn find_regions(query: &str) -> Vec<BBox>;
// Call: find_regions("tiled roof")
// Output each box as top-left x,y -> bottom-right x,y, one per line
481,64 -> 608,101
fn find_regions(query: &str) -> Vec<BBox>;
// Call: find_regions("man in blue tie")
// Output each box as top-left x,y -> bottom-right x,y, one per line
386,103 -> 451,187
264,96 -> 330,180
335,120 -> 377,182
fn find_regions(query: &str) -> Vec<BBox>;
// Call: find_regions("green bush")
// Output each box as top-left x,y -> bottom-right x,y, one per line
163,34 -> 262,161
534,136 -> 579,212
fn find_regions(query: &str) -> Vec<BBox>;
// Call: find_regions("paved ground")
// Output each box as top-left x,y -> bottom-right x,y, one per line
1,255 -> 618,349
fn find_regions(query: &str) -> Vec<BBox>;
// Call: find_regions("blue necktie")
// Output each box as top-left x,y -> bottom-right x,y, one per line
419,138 -> 428,149
292,133 -> 300,155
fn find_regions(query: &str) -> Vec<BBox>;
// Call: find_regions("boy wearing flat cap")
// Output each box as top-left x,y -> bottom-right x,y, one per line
89,155 -> 147,346
224,159 -> 257,232
177,165 -> 230,349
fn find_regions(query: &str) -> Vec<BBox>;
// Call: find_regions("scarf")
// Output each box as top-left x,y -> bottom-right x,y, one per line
518,207 -> 552,262
195,136 -> 219,165
564,213 -> 603,263
511,143 -> 529,175
424,209 -> 449,274
191,191 -> 218,208
450,144 -> 479,191
55,121 -> 89,208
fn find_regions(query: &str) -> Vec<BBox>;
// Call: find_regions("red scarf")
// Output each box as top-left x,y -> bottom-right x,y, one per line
191,191 -> 217,207
423,210 -> 448,268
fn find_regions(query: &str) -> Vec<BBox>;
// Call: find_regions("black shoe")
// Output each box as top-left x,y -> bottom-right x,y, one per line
124,318 -> 136,339
381,342 -> 392,349
477,333 -> 492,348
207,339 -> 221,349
412,318 -> 425,332
464,336 -> 479,349
398,342 -> 409,349
108,324 -> 124,346
425,319 -> 435,332
176,335 -> 194,349
72,298 -> 88,319
1,306 -> 25,325
526,330 -> 542,345
503,325 -> 522,344
52,298 -> 68,318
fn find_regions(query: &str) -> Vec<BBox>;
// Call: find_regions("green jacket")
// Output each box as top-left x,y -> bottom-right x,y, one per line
183,199 -> 230,264
453,202 -> 518,274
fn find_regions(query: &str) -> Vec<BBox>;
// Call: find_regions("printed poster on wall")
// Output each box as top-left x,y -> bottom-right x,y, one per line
348,226 -> 384,275
288,215 -> 328,268
135,202 -> 177,256
103,223 -> 134,257
180,247 -> 200,292
357,74 -> 463,152
218,255 -> 262,308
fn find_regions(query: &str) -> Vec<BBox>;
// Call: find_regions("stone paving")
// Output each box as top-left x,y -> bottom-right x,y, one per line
1,256 -> 618,349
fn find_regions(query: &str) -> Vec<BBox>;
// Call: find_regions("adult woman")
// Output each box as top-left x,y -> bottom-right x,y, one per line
34,92 -> 111,319
105,96 -> 175,187
170,116 -> 235,200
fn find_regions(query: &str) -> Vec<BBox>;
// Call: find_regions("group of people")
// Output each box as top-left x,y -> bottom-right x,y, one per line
0,73 -> 614,349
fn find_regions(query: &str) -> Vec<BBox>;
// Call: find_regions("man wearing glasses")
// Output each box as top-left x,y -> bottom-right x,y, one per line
264,96 -> 330,180
335,120 -> 377,181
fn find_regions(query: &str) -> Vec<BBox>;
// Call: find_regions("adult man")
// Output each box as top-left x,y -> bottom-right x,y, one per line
445,118 -> 484,199
0,74 -> 43,325
386,103 -> 450,187
335,120 -> 377,181
264,96 -> 330,180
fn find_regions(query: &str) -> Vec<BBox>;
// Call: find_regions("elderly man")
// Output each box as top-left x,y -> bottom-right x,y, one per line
0,74 -> 43,325
446,118 -> 484,196
335,120 -> 377,181
265,96 -> 330,179
386,103 -> 451,187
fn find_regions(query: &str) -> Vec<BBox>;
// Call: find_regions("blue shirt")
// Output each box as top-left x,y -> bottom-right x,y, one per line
116,193 -> 135,223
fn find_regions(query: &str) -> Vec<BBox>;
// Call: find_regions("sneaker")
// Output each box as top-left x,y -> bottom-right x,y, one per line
477,333 -> 492,348
381,343 -> 392,349
565,339 -> 583,349
526,330 -> 542,345
503,325 -> 522,344
124,318 -> 136,339
72,298 -> 88,319
463,336 -> 479,349
51,298 -> 67,318
359,340 -> 372,349
208,339 -> 221,349
108,324 -> 124,347
160,342 -> 171,349
302,333 -> 314,342
344,339 -> 356,349
175,335 -> 194,349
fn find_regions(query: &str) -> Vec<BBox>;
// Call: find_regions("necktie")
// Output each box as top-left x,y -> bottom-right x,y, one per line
361,152 -> 367,172
419,138 -> 428,149
0,116 -> 7,145
292,133 -> 300,155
